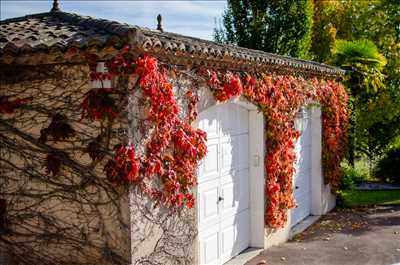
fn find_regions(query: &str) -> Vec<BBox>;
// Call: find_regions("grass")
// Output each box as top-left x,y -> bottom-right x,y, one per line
339,190 -> 400,207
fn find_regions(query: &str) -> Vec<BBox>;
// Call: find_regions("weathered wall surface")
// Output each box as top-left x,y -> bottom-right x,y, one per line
0,64 -> 130,265
129,192 -> 197,265
0,65 -> 216,265
127,73 -> 218,265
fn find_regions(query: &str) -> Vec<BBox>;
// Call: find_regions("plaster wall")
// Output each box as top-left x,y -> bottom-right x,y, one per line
128,75 -> 204,265
1,63 -> 337,265
0,64 -> 130,265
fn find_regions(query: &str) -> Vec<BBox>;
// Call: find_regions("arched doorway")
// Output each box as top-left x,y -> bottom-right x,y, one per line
196,100 -> 264,265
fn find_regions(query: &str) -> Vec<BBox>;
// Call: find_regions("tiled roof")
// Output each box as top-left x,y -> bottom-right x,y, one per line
0,12 -> 131,53
0,10 -> 344,76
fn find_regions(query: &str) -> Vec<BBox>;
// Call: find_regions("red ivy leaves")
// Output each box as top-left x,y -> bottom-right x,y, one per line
81,88 -> 118,121
135,55 -> 179,126
85,135 -> 106,162
131,55 -> 207,208
40,114 -> 75,177
186,90 -> 199,123
206,73 -> 348,228
106,45 -> 136,76
0,96 -> 32,114
316,80 -> 349,189
80,49 -> 346,223
104,144 -> 140,184
82,51 -> 207,209
207,71 -> 243,101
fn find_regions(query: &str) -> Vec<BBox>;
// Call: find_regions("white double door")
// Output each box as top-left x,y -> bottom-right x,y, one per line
197,103 -> 250,265
291,109 -> 312,227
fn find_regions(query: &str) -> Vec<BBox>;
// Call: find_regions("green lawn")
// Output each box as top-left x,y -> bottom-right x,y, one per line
339,190 -> 400,207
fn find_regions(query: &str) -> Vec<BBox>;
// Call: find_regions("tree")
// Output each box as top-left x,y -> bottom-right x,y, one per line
331,40 -> 386,94
330,39 -> 387,165
311,0 -> 352,62
214,0 -> 314,59
313,0 -> 400,163
350,0 -> 400,161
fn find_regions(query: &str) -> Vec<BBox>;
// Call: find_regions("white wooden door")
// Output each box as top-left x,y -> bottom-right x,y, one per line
197,103 -> 250,265
291,109 -> 312,227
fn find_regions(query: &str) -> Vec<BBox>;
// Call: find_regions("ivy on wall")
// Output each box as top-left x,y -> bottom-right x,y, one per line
205,71 -> 348,228
1,46 -> 348,228
83,49 -> 208,209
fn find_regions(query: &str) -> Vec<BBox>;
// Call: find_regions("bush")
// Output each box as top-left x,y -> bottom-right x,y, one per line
340,161 -> 369,190
374,148 -> 400,184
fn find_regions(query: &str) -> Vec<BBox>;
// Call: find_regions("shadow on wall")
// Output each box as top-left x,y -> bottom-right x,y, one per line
129,190 -> 197,265
0,64 -> 130,265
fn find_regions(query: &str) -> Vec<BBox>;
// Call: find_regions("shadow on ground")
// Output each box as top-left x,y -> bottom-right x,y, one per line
246,205 -> 400,265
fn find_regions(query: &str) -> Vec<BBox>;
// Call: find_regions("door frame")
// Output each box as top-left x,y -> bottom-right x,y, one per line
291,107 -> 312,227
195,96 -> 265,264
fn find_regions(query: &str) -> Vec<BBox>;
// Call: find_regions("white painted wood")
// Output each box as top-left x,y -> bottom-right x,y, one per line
249,110 -> 265,248
309,106 -> 336,215
90,62 -> 111,88
197,103 -> 252,265
310,106 -> 323,215
291,109 -> 312,227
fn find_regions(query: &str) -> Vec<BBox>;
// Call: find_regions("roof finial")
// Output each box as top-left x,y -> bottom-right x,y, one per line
156,14 -> 163,32
51,0 -> 60,12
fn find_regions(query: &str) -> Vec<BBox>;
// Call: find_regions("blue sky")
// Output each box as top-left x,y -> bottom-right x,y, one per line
1,1 -> 227,40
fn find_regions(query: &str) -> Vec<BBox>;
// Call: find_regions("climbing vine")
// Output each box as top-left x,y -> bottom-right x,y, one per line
82,48 -> 207,209
206,71 -> 348,228
1,46 -> 348,229
0,95 -> 32,114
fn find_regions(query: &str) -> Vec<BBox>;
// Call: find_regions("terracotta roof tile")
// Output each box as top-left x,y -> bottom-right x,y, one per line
0,11 -> 345,76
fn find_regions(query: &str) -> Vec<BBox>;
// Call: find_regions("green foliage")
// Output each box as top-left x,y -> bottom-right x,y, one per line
311,0 -> 352,62
334,40 -> 386,68
339,190 -> 400,207
312,0 -> 400,160
340,161 -> 370,190
355,88 -> 400,158
214,0 -> 314,59
348,0 -> 400,92
214,0 -> 400,164
331,39 -> 386,94
374,147 -> 400,184
330,39 -> 387,164
388,135 -> 400,150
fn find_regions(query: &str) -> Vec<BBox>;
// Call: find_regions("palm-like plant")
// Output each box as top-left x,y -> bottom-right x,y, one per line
331,39 -> 387,166
331,39 -> 387,94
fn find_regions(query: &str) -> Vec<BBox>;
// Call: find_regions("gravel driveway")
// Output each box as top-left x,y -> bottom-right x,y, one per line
246,206 -> 400,265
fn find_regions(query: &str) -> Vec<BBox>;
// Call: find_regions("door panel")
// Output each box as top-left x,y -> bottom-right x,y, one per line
199,226 -> 220,265
198,180 -> 220,230
198,138 -> 219,184
220,136 -> 234,175
198,103 -> 250,265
